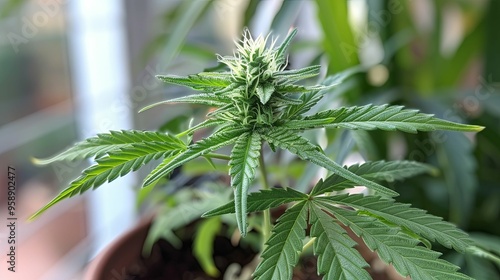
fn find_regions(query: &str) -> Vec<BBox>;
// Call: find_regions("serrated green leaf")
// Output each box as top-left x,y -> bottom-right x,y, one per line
324,204 -> 473,280
202,187 -> 307,217
141,154 -> 180,189
271,94 -> 303,106
319,65 -> 364,89
320,194 -> 473,253
275,28 -> 297,65
260,128 -> 399,197
318,104 -> 484,133
282,66 -> 363,119
309,203 -> 371,280
284,117 -> 336,130
311,160 -> 436,196
30,142 -> 183,220
253,201 -> 309,280
274,65 -> 321,82
142,126 -> 247,187
206,103 -> 233,118
156,73 -> 231,91
284,91 -> 324,119
229,132 -> 262,236
139,93 -> 231,112
274,84 -> 315,94
32,130 -> 185,165
176,118 -> 227,138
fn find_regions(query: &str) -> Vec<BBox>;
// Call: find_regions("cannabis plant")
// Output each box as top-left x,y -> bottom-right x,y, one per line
32,29 -> 484,279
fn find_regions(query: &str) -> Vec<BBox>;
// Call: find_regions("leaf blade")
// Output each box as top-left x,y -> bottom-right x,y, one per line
320,194 -> 474,253
260,128 -> 399,197
274,65 -> 321,82
324,205 -> 471,280
229,132 -> 262,236
142,126 -> 247,187
30,141 -> 182,220
253,201 -> 309,280
139,93 -> 231,112
309,202 -> 371,280
156,73 -> 231,91
32,130 -> 185,165
317,104 -> 484,133
325,204 -> 473,280
311,160 -> 436,196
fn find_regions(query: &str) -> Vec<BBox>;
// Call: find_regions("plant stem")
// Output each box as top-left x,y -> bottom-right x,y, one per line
258,148 -> 272,245
302,237 -> 316,252
205,153 -> 231,161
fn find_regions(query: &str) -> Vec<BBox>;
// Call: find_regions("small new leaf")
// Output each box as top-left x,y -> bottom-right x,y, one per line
275,29 -> 297,65
256,83 -> 275,104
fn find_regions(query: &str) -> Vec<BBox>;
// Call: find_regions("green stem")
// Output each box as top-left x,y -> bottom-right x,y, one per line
258,148 -> 272,245
302,237 -> 316,252
205,153 -> 231,161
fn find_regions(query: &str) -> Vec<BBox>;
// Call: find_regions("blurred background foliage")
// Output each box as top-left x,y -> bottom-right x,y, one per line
1,0 -> 499,278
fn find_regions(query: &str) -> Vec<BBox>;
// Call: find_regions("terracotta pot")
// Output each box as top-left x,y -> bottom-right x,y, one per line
83,217 -> 401,279
84,217 -> 152,280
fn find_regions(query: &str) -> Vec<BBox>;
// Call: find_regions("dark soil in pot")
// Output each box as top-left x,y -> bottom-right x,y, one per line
125,235 -> 258,280
85,217 -> 400,280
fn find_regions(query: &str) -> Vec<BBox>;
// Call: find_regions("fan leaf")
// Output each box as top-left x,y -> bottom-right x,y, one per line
142,126 -> 247,187
156,73 -> 231,91
275,28 -> 297,65
315,104 -> 484,133
324,204 -> 473,280
32,130 -> 186,165
139,93 -> 231,112
282,66 -> 363,119
319,194 -> 473,253
274,65 -> 321,82
229,132 -> 262,236
311,160 -> 436,196
309,202 -> 371,280
30,142 -> 183,220
284,91 -> 324,119
260,127 -> 399,197
253,201 -> 309,280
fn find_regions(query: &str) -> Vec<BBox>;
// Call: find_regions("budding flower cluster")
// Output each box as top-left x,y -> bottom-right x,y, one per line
218,29 -> 286,106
